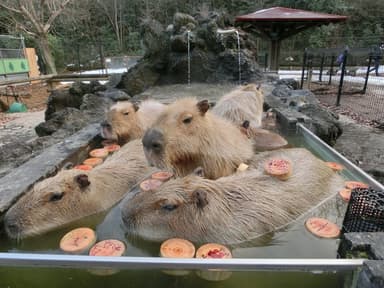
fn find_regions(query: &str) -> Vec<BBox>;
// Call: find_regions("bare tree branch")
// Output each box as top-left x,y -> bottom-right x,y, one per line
0,3 -> 23,14
43,0 -> 73,32
20,4 -> 44,34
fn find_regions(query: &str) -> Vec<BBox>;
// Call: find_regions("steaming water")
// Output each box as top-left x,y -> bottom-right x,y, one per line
0,84 -> 357,287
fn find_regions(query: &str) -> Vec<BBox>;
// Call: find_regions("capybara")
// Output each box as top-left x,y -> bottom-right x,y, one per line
4,139 -> 154,239
121,148 -> 344,244
142,97 -> 254,179
101,99 -> 165,145
212,84 -> 264,128
240,120 -> 289,152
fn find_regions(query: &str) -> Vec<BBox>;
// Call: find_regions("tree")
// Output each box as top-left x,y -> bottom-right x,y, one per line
0,0 -> 74,74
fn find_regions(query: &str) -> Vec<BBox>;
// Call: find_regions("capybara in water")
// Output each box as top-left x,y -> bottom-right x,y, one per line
212,84 -> 264,129
121,148 -> 344,244
142,98 -> 254,179
101,100 -> 165,145
4,140 -> 154,239
240,120 -> 289,152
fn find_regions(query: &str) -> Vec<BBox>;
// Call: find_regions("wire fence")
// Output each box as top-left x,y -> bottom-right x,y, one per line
300,46 -> 384,124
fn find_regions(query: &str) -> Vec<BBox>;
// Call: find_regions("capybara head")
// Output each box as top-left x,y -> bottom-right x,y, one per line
101,101 -> 140,145
4,169 -> 99,239
121,148 -> 345,244
142,97 -> 254,179
212,83 -> 264,128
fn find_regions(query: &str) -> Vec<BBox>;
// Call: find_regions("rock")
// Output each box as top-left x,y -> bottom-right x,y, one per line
339,232 -> 384,260
357,261 -> 384,288
117,12 -> 263,96
98,89 -> 130,101
35,108 -> 85,136
334,121 -> 384,184
298,104 -> 342,145
266,83 -> 342,145
45,89 -> 83,120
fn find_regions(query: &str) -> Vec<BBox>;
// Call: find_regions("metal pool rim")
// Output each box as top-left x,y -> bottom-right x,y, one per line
297,123 -> 384,191
0,253 -> 365,271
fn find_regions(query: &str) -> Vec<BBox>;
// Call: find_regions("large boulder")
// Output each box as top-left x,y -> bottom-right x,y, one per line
117,12 -> 263,96
264,80 -> 342,145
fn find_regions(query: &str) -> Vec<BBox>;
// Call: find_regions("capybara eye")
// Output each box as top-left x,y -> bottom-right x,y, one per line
182,117 -> 192,124
161,204 -> 178,211
49,192 -> 64,202
123,112 -> 129,116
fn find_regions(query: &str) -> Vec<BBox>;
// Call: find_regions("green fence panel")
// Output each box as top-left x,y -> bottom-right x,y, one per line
0,58 -> 30,75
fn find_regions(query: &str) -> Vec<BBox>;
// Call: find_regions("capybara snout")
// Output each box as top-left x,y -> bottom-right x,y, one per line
142,128 -> 164,153
100,120 -> 113,139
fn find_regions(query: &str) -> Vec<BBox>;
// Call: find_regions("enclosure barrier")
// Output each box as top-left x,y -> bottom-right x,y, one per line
300,46 -> 384,124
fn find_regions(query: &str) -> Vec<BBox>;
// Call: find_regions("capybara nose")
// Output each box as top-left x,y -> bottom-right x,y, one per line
101,120 -> 111,129
142,128 -> 164,153
4,216 -> 20,238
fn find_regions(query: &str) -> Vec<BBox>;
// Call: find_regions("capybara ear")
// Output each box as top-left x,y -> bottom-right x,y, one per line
192,189 -> 208,208
196,100 -> 209,115
75,174 -> 90,189
133,102 -> 140,112
193,167 -> 204,178
257,83 -> 261,90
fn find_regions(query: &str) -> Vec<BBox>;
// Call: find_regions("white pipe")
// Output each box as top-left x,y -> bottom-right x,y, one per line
217,28 -> 237,34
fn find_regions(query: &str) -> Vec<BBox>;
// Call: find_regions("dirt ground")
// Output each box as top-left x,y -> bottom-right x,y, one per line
0,82 -> 49,126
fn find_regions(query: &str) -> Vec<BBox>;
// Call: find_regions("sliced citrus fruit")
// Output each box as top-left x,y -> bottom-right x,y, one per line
195,243 -> 232,281
139,178 -> 163,191
264,158 -> 292,180
104,144 -> 120,153
339,188 -> 352,202
89,148 -> 109,159
83,157 -> 103,167
196,243 -> 232,259
60,227 -> 97,254
305,217 -> 340,238
325,162 -> 344,172
160,238 -> 195,258
151,171 -> 174,182
345,181 -> 369,190
74,164 -> 93,171
89,239 -> 125,256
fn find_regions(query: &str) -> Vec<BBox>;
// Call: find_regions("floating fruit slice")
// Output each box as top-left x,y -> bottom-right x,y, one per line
160,238 -> 195,258
151,171 -> 174,182
101,139 -> 117,147
195,243 -> 232,281
139,178 -> 163,191
89,239 -> 126,256
305,217 -> 340,238
83,157 -> 103,167
74,164 -> 93,171
345,181 -> 369,190
89,148 -> 109,159
325,162 -> 344,172
104,144 -> 120,153
339,188 -> 352,202
236,163 -> 249,172
196,243 -> 232,259
264,158 -> 292,180
60,227 -> 97,254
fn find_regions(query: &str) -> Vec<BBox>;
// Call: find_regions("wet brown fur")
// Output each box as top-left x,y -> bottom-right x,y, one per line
212,84 -> 264,128
4,140 -> 154,239
121,148 -> 344,244
102,100 -> 165,145
144,97 -> 254,179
